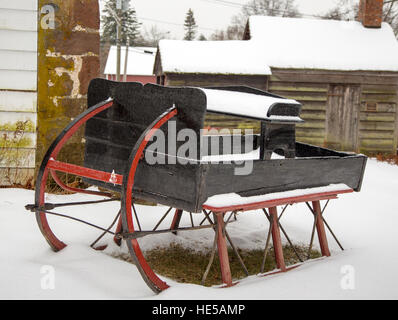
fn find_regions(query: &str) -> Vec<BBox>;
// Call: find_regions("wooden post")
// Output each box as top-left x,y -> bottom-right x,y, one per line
313,200 -> 331,257
269,206 -> 286,271
170,209 -> 183,234
215,212 -> 233,286
113,215 -> 123,246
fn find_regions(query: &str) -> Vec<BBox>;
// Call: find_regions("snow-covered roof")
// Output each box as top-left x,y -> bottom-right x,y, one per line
158,40 -> 271,75
104,46 -> 156,76
200,88 -> 302,122
247,16 -> 398,72
157,16 -> 398,74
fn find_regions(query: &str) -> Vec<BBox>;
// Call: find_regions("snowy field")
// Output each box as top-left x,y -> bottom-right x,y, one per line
1,158 -> 397,300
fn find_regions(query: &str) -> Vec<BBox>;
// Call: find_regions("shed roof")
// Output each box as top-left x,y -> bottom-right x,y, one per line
104,46 -> 156,76
158,40 -> 271,75
157,16 -> 398,74
246,16 -> 398,72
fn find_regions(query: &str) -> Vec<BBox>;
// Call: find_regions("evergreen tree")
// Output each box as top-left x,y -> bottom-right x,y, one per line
184,9 -> 198,41
101,0 -> 141,44
198,34 -> 207,41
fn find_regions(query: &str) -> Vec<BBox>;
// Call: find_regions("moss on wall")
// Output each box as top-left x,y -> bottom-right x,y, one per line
36,0 -> 99,174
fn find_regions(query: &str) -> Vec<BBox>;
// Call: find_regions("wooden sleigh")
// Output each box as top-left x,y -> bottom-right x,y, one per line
26,79 -> 367,293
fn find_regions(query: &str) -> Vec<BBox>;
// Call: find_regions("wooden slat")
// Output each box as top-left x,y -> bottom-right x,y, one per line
0,8 -> 37,31
0,70 -> 37,91
300,101 -> 326,111
360,138 -> 394,147
0,30 -> 37,52
0,0 -> 37,11
296,127 -> 325,138
362,89 -> 397,95
359,121 -> 395,131
271,69 -> 398,86
360,102 -> 396,113
0,91 -> 37,112
0,168 -> 35,186
0,131 -> 36,148
361,94 -> 397,103
359,130 -> 395,139
300,111 -> 326,120
297,120 -> 325,129
0,148 -> 36,167
268,83 -> 327,92
296,137 -> 324,146
360,113 -> 396,122
0,50 -> 37,71
0,111 -> 37,131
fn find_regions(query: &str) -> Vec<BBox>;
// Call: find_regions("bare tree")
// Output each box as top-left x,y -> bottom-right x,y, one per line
136,25 -> 171,47
320,0 -> 398,38
210,0 -> 301,40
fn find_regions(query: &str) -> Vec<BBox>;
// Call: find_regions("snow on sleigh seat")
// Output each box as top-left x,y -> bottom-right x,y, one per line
29,78 -> 367,293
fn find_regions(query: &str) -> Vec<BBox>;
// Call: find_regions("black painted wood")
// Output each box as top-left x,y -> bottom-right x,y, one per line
82,79 -> 367,213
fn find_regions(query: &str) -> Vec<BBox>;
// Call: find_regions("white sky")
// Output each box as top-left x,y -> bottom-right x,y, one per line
100,0 -> 355,39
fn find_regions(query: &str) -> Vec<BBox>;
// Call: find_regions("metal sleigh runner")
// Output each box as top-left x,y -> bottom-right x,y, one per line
26,79 -> 367,293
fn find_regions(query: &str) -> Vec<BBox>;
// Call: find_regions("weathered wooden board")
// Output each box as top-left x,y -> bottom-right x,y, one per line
271,69 -> 398,86
0,0 -> 37,11
204,155 -> 367,200
268,78 -> 328,147
0,30 -> 37,52
0,8 -> 37,31
0,168 -> 35,186
0,1 -> 38,185
0,70 -> 37,91
0,91 -> 37,112
0,50 -> 37,71
0,148 -> 35,168
166,73 -> 268,91
325,85 -> 361,151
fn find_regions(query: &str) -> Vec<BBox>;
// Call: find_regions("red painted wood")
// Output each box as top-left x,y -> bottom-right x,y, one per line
36,100 -> 114,252
215,212 -> 233,287
313,200 -> 331,257
269,207 -> 286,271
260,264 -> 300,277
50,169 -> 112,197
203,189 -> 353,213
123,108 -> 178,292
47,159 -> 123,185
170,209 -> 183,234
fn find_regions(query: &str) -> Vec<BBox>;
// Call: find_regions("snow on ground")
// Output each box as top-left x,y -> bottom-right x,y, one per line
1,158 -> 398,299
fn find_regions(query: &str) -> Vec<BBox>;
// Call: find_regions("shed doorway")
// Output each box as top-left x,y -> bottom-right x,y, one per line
325,84 -> 361,152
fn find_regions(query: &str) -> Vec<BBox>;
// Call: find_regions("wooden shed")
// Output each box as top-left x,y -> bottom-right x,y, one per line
154,3 -> 398,155
104,46 -> 157,84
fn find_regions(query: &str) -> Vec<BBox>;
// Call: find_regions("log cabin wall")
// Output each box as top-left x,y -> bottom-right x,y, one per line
269,69 -> 398,155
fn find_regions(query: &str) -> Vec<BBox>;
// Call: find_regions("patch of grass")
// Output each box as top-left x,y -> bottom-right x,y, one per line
373,153 -> 398,166
121,243 -> 321,287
